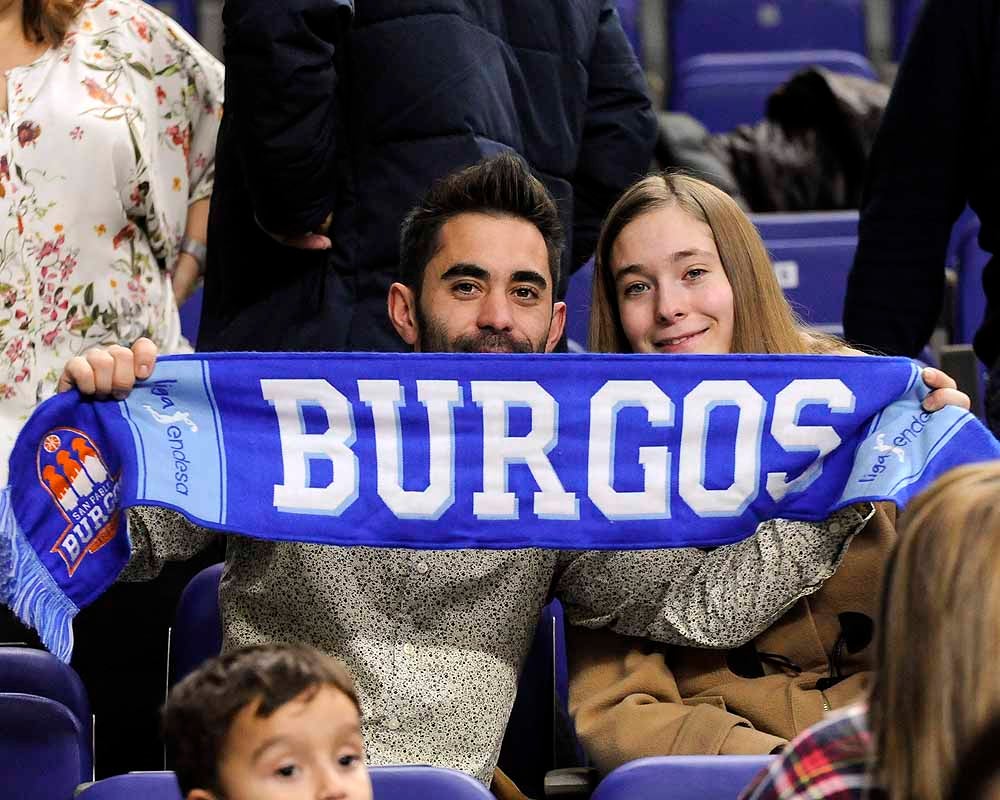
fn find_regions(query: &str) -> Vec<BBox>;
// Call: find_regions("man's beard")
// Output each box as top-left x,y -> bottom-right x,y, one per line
415,305 -> 547,354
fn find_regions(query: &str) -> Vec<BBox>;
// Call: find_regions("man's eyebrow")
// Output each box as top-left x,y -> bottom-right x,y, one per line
439,263 -> 490,282
510,270 -> 548,290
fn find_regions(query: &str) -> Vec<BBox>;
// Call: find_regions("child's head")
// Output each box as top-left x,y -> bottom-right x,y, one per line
163,643 -> 371,800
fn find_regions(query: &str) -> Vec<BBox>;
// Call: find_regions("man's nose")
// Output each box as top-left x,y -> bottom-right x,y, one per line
476,290 -> 515,331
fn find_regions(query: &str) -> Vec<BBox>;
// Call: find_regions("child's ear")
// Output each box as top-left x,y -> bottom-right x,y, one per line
186,790 -> 219,800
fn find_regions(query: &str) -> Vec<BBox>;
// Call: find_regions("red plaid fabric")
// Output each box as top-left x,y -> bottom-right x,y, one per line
740,703 -> 886,800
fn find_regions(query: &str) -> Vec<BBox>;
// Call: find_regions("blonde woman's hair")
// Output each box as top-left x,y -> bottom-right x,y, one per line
872,461 -> 1000,800
589,172 -> 839,355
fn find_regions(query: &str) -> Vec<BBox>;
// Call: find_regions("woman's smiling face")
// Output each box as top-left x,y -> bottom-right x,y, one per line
610,204 -> 735,355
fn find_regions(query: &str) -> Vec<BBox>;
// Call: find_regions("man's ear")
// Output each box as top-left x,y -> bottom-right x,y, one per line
544,301 -> 567,353
388,282 -> 420,349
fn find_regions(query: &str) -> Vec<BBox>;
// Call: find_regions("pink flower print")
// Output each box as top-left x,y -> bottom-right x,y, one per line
17,121 -> 41,147
5,339 -> 24,361
69,126 -> 84,140
113,223 -> 136,249
166,124 -> 184,147
156,86 -> 166,105
195,153 -> 207,170
42,329 -> 60,346
13,309 -> 26,321
0,155 -> 8,180
14,368 -> 29,383
131,16 -> 152,42
83,78 -> 116,106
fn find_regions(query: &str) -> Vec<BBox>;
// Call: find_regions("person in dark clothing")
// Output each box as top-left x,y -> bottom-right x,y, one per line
842,0 -> 1000,435
200,0 -> 656,354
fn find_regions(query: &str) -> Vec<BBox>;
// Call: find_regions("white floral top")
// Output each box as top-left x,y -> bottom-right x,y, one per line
0,0 -> 224,483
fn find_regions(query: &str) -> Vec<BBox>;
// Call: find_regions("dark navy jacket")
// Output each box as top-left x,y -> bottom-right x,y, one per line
201,0 -> 656,352
844,0 -> 1000,366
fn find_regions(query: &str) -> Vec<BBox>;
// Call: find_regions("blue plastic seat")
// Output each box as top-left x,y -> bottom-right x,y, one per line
145,0 -> 198,36
178,284 -> 203,348
590,755 -> 774,800
565,259 -> 594,351
168,562 -> 224,686
894,0 -> 926,60
752,210 -> 860,332
76,765 -> 496,798
950,212 -> 989,349
0,645 -> 93,781
616,0 -> 642,62
668,0 -> 868,68
671,50 -> 877,132
0,693 -> 87,800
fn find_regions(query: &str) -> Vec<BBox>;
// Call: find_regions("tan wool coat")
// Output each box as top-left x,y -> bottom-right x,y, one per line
567,503 -> 897,772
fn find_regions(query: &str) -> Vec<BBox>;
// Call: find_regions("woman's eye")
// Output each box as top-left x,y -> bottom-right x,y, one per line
623,282 -> 648,297
684,267 -> 707,280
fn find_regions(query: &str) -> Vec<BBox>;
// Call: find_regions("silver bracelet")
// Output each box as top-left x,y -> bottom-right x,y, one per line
179,236 -> 208,276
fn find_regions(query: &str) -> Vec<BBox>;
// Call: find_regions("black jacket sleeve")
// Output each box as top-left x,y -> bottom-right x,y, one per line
571,0 -> 657,270
843,0 -> 994,356
221,0 -> 353,236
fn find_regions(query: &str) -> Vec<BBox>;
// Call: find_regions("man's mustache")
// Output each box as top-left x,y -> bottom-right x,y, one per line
451,331 -> 535,353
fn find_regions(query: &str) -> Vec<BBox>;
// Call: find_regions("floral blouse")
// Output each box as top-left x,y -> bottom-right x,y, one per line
0,0 -> 223,483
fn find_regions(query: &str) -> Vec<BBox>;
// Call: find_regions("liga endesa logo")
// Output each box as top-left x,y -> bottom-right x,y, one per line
36,428 -> 121,576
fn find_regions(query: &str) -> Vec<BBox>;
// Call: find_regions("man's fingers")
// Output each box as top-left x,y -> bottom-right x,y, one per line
132,337 -> 158,380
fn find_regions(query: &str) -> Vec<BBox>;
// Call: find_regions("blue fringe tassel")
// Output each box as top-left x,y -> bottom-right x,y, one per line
0,487 -> 78,662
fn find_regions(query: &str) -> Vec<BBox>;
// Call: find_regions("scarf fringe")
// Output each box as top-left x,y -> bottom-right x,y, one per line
0,488 -> 77,662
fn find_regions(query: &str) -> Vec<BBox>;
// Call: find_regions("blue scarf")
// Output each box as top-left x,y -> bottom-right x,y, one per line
2,352 -> 998,660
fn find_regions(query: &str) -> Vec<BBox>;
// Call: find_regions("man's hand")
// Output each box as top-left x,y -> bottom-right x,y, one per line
57,338 -> 159,399
921,366 -> 972,412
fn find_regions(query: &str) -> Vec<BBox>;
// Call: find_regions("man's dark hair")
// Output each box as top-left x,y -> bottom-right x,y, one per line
398,152 -> 564,298
162,643 -> 360,795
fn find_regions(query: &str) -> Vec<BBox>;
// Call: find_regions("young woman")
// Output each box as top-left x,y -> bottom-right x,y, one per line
742,461 -> 1000,800
566,172 -> 969,771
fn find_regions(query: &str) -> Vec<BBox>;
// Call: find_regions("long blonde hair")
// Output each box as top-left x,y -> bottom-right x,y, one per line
589,173 -> 837,355
872,461 -> 1000,800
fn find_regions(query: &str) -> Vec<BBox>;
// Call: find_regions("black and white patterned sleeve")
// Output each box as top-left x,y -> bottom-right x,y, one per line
555,504 -> 873,649
119,506 -> 218,582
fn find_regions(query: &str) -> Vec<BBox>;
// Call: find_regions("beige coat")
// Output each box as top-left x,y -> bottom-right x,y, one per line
568,504 -> 896,772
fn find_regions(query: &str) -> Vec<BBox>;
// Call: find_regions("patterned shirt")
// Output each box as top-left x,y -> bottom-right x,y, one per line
0,0 -> 224,483
740,702 -> 885,800
123,504 -> 871,785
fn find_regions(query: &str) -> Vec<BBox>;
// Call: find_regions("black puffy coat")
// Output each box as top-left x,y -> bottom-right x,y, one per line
201,0 -> 656,352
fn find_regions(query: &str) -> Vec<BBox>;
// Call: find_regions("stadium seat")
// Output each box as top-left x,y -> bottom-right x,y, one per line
76,766 -> 497,799
178,285 -> 203,348
616,0 -> 642,62
0,645 -> 93,781
168,562 -> 224,686
565,259 -> 594,351
668,0 -> 868,68
751,210 -> 860,332
894,0 -> 925,60
670,50 -> 878,133
145,0 -> 198,36
76,772 -> 182,800
0,692 -> 87,800
590,755 -> 774,800
949,211 -> 989,349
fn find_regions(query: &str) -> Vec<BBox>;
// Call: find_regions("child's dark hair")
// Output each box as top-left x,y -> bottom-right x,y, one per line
162,643 -> 360,795
398,151 -> 564,298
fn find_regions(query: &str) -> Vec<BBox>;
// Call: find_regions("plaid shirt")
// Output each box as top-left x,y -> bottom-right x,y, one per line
740,703 -> 886,800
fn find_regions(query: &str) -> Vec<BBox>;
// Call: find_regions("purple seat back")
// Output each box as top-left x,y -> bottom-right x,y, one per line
168,562 -> 224,686
668,0 -> 867,68
671,49 -> 877,132
591,755 -> 774,800
0,645 -> 93,780
0,693 -> 86,800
